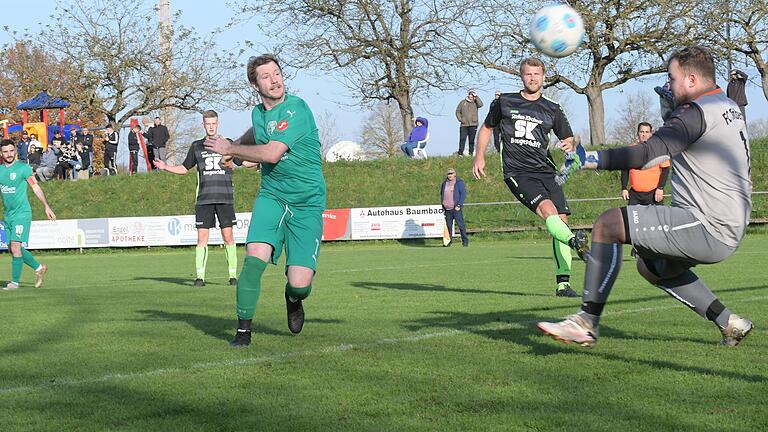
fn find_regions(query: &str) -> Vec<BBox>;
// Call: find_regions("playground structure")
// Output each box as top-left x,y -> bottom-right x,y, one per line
1,91 -> 152,173
1,91 -> 76,148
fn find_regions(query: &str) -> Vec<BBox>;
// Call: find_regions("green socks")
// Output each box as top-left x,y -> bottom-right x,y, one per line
195,246 -> 208,279
545,215 -> 575,245
11,256 -> 23,283
225,244 -> 238,278
21,249 -> 40,270
552,237 -> 572,277
236,256 -> 268,320
286,282 -> 312,301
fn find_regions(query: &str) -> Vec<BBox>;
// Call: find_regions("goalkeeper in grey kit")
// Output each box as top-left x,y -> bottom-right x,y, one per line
539,45 -> 753,347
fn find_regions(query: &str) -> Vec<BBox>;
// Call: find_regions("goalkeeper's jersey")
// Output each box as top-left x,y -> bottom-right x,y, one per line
182,138 -> 235,206
483,92 -> 573,178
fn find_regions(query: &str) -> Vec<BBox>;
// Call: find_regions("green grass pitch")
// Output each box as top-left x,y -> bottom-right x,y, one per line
0,235 -> 766,431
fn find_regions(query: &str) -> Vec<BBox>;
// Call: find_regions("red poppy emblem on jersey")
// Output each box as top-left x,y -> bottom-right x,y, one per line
277,120 -> 289,131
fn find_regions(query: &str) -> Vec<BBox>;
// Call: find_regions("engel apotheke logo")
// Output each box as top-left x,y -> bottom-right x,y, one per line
168,218 -> 182,236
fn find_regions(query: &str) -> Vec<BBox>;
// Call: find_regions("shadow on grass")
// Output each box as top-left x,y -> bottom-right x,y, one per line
133,276 -> 194,287
403,307 -> 766,383
137,310 -> 284,341
350,281 -> 550,297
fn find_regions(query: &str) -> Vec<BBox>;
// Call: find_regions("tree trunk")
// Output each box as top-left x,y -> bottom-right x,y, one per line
751,54 -> 768,104
393,93 -> 414,139
584,85 -> 606,145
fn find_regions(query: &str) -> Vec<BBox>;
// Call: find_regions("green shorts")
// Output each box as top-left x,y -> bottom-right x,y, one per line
4,213 -> 32,244
246,197 -> 323,271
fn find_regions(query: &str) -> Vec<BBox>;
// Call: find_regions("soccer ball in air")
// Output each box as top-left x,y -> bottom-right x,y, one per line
529,4 -> 585,58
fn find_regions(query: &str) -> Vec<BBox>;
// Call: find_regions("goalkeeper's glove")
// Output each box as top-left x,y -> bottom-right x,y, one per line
655,83 -> 676,122
562,143 -> 600,176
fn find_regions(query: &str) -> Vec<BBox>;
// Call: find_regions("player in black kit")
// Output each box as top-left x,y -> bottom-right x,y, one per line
473,57 -> 588,297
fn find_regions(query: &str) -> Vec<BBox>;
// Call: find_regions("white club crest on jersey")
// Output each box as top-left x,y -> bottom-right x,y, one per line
9,173 -> 16,180
268,120 -> 277,135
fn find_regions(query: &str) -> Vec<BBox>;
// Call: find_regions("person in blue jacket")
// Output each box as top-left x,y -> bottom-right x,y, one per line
400,117 -> 428,157
440,167 -> 468,247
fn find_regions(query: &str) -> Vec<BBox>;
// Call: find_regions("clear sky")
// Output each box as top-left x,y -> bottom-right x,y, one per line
3,1 -> 767,158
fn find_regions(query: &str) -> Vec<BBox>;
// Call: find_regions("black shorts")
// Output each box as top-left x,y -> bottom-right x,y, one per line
195,204 -> 236,229
629,189 -> 661,206
504,173 -> 570,215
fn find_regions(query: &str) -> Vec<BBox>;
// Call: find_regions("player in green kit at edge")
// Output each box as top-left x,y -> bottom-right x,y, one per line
205,54 -> 326,347
0,139 -> 56,290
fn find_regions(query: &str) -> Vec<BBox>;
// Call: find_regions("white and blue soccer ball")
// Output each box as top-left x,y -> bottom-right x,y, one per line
529,4 -> 585,58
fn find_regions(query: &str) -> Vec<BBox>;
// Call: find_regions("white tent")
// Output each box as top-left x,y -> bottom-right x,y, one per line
325,140 -> 368,162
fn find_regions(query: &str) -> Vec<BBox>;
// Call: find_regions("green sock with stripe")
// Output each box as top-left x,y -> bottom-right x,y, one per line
195,246 -> 208,280
11,256 -> 23,284
225,244 -> 238,278
237,256 -> 268,320
552,237 -> 572,277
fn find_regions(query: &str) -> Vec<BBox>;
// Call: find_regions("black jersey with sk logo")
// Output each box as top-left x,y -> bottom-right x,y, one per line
484,92 -> 573,178
182,138 -> 235,205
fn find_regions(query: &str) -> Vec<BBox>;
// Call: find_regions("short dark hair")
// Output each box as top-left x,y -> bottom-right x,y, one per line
154,116 -> 161,120
202,110 -> 218,119
247,54 -> 282,84
520,57 -> 546,75
1,139 -> 16,149
667,45 -> 716,83
637,122 -> 653,133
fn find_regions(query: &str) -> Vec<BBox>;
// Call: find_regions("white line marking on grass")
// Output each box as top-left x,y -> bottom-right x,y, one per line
1,296 -> 765,396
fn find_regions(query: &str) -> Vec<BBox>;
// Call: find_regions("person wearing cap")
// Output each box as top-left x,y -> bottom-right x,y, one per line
440,168 -> 468,247
17,131 -> 30,163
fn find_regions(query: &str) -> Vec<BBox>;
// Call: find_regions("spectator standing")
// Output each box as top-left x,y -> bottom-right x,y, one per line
455,89 -> 483,156
620,122 -> 669,205
400,117 -> 429,158
36,143 -> 59,181
127,124 -> 141,174
440,167 -> 469,247
104,126 -> 119,175
141,127 -> 157,170
17,132 -> 29,163
147,117 -> 170,163
81,126 -> 94,174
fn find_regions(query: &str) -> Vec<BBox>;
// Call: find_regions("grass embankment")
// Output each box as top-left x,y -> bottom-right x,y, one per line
12,138 -> 768,231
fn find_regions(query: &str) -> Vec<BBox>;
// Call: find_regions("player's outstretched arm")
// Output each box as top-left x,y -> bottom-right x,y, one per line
473,125 -> 493,179
155,160 -> 188,175
30,183 -> 56,220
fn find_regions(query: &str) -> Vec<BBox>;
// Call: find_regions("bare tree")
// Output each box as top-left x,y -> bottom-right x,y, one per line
0,42 -> 101,126
449,0 -> 701,145
233,0 -> 466,138
315,110 -> 341,159
26,0 -> 244,134
608,91 -> 656,145
707,1 -> 768,102
165,109 -> 205,165
360,102 -> 403,158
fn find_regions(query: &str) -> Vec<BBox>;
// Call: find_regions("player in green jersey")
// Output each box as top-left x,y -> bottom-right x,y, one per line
0,140 -> 56,290
205,54 -> 326,347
